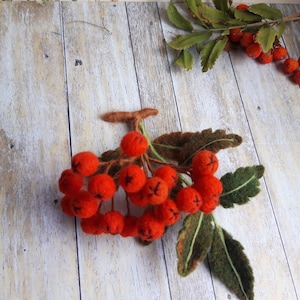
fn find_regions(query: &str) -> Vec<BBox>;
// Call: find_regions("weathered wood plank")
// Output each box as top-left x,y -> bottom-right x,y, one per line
0,2 -> 80,299
228,3 -> 300,298
61,3 -> 171,299
159,2 -> 298,299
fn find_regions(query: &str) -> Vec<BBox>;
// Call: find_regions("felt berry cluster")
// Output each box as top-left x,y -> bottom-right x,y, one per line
58,108 -> 264,300
167,0 -> 300,84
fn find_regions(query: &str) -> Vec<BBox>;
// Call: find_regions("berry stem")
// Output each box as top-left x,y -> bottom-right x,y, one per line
207,12 -> 300,32
139,122 -> 191,186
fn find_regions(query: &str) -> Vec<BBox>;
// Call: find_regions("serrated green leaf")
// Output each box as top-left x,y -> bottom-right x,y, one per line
233,9 -> 262,22
249,3 -> 282,20
220,165 -> 265,208
209,226 -> 254,300
169,31 -> 212,50
197,3 -> 232,27
276,21 -> 287,39
175,49 -> 194,70
177,212 -> 214,277
167,3 -> 194,31
256,26 -> 278,52
185,0 -> 208,28
201,37 -> 228,72
213,0 -> 228,12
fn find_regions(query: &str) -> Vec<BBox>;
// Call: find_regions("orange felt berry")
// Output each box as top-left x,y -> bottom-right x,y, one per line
246,43 -> 262,59
119,164 -> 147,193
88,174 -> 116,201
292,70 -> 300,84
137,211 -> 165,242
236,3 -> 249,10
128,190 -> 149,207
58,169 -> 83,195
142,177 -> 169,205
229,28 -> 243,43
61,195 -> 75,216
192,150 -> 219,179
71,190 -> 99,218
258,51 -> 273,64
154,199 -> 180,226
240,32 -> 254,48
120,131 -> 148,157
103,211 -> 125,235
193,175 -> 223,210
282,58 -> 299,74
71,151 -> 99,177
154,165 -> 179,189
176,187 -> 203,214
273,46 -> 288,61
298,57 -> 300,65
80,214 -> 105,235
120,215 -> 139,237
200,198 -> 219,214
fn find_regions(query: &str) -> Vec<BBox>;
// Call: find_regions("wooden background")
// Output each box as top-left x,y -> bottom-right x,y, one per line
1,2 -> 299,300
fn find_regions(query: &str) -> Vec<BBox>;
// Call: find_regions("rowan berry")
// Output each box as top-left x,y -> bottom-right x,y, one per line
273,46 -> 288,61
246,43 -> 262,59
128,190 -> 149,207
258,51 -> 273,64
292,70 -> 300,84
80,213 -> 106,235
282,58 -> 299,73
103,210 -> 125,235
71,190 -> 99,218
200,198 -> 219,214
193,175 -> 223,212
236,3 -> 249,10
120,131 -> 148,157
240,32 -> 254,48
120,215 -> 139,237
88,174 -> 116,201
71,151 -> 99,177
154,199 -> 180,226
154,165 -> 179,189
137,211 -> 165,242
229,28 -> 243,43
61,195 -> 75,216
119,164 -> 146,193
192,150 -> 218,179
58,169 -> 83,195
142,177 -> 169,205
176,187 -> 203,214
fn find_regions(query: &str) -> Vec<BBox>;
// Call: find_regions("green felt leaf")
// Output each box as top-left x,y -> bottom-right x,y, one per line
275,21 -> 287,39
177,212 -> 214,277
233,9 -> 262,22
256,26 -> 278,53
151,131 -> 193,162
209,226 -> 254,300
249,3 -> 282,20
179,129 -> 243,165
167,3 -> 194,31
212,0 -> 228,12
201,37 -> 228,72
220,165 -> 265,208
175,49 -> 194,70
168,31 -> 212,50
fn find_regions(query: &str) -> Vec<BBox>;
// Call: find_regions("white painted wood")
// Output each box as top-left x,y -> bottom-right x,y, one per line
0,2 -> 80,300
1,2 -> 299,300
159,2 -> 299,299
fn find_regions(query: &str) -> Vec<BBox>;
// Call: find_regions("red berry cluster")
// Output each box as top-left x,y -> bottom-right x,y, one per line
227,4 -> 300,85
58,129 -> 223,242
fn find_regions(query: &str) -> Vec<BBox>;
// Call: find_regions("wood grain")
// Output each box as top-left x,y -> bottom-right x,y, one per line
0,2 -> 80,299
1,2 -> 299,300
